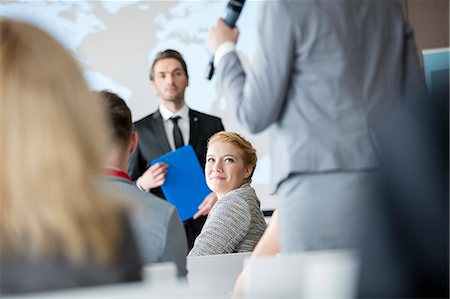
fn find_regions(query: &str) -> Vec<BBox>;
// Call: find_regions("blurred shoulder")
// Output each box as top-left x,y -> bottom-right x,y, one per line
107,179 -> 176,216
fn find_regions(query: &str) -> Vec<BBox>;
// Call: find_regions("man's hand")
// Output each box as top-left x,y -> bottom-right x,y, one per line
207,18 -> 239,53
137,162 -> 168,191
193,192 -> 218,219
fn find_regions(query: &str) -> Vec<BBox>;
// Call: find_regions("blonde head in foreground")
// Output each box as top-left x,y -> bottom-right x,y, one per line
0,18 -> 125,265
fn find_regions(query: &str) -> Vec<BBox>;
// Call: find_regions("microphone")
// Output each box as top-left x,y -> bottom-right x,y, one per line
205,0 -> 246,80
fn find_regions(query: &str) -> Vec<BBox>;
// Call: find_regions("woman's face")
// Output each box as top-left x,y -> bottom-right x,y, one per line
205,141 -> 252,198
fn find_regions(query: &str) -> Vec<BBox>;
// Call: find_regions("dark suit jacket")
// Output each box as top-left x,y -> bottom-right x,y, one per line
1,215 -> 141,295
128,108 -> 224,249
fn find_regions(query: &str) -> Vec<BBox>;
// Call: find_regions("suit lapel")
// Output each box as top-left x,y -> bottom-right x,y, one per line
189,109 -> 199,146
151,110 -> 172,153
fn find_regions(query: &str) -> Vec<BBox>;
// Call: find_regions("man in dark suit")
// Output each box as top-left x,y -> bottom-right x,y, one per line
128,49 -> 225,250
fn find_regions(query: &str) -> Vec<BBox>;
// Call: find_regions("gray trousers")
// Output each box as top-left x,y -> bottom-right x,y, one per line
277,170 -> 377,253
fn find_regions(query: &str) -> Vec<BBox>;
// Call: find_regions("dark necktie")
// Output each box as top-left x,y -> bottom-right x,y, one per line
170,116 -> 184,149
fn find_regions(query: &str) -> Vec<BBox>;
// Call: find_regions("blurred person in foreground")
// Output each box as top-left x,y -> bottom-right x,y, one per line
189,132 -> 266,256
99,90 -> 188,277
357,88 -> 449,298
208,0 -> 424,253
128,49 -> 225,250
0,19 -> 141,295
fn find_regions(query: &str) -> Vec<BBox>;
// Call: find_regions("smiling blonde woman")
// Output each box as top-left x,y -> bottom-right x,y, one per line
188,132 -> 266,256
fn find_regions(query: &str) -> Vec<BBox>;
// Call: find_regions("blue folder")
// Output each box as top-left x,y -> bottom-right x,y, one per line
151,145 -> 211,221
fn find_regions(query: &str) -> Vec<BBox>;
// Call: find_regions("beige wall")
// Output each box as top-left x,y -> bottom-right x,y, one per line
401,0 -> 449,65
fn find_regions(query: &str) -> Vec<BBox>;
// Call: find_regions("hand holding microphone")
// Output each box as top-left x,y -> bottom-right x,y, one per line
208,19 -> 239,53
205,0 -> 245,80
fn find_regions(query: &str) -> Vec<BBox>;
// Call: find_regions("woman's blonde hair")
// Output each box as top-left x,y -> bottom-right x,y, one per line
207,131 -> 257,183
0,19 -> 125,265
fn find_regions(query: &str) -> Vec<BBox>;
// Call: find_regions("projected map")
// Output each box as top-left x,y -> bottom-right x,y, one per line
1,0 -> 277,210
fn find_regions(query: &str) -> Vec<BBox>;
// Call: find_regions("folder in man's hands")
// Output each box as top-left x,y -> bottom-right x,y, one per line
151,145 -> 211,221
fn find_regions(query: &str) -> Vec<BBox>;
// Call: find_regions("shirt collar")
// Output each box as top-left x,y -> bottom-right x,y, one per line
159,104 -> 189,121
101,165 -> 131,181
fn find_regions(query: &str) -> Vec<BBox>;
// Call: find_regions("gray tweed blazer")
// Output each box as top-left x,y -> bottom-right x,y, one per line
189,184 -> 266,257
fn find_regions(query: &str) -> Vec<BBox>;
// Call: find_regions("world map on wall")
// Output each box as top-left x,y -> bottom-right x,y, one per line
1,0 -> 277,210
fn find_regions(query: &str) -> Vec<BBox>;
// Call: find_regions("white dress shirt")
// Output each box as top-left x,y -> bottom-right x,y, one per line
159,104 -> 190,151
214,41 -> 235,68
